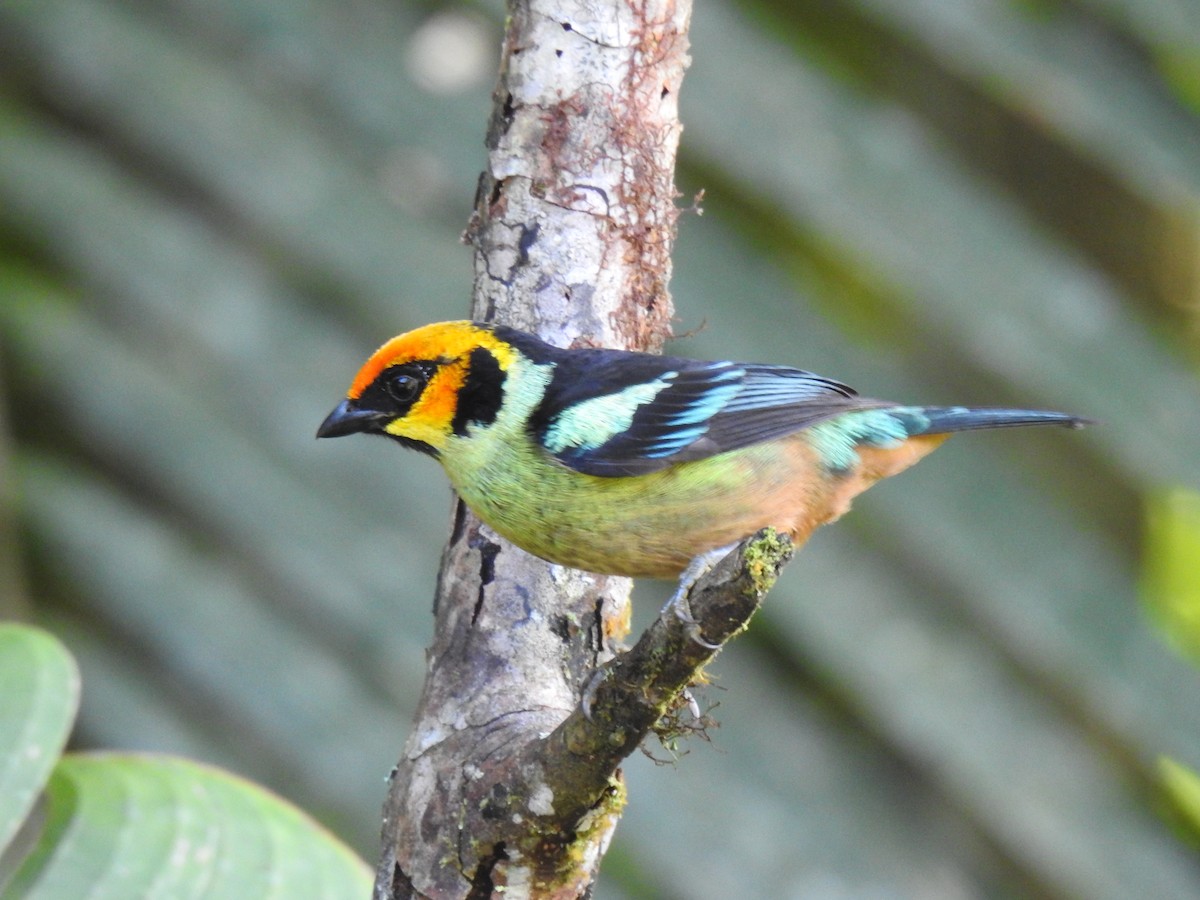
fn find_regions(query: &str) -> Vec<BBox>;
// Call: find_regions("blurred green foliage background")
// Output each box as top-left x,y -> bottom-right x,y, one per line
1,0 -> 1199,896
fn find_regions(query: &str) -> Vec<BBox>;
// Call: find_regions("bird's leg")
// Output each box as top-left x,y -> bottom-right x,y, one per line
662,543 -> 738,616
582,544 -> 738,721
661,543 -> 739,650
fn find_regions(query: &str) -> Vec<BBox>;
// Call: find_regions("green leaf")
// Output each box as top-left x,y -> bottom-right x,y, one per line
1160,757 -> 1200,846
1157,46 -> 1200,116
4,753 -> 373,899
1143,489 -> 1200,664
0,624 -> 79,858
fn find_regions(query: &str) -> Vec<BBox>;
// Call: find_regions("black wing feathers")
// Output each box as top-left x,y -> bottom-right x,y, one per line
527,341 -> 873,477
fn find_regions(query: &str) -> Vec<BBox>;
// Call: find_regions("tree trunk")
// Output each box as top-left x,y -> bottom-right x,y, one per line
376,1 -> 701,896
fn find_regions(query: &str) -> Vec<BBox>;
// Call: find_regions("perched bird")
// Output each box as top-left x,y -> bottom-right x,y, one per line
318,320 -> 1086,580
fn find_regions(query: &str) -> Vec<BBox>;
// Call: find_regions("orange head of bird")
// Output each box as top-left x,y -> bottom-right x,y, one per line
316,320 -> 519,456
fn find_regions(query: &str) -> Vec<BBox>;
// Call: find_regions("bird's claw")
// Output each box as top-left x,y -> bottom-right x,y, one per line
683,618 -> 722,652
659,544 -> 737,652
580,667 -> 607,722
663,586 -> 722,651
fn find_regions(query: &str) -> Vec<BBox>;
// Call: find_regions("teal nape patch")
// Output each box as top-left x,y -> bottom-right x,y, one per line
543,375 -> 676,453
808,407 -> 928,472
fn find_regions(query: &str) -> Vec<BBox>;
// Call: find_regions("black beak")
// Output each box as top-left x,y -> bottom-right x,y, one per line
316,399 -> 388,439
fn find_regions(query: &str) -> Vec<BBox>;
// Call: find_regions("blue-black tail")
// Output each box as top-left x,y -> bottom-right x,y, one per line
911,406 -> 1091,435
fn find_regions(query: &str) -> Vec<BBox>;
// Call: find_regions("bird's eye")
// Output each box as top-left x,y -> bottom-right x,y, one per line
386,372 -> 423,404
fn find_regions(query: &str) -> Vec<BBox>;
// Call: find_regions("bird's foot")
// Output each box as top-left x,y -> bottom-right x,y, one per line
580,667 -> 606,722
661,544 -> 738,651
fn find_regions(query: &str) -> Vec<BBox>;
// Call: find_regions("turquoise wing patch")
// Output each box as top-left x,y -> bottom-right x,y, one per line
543,361 -> 870,477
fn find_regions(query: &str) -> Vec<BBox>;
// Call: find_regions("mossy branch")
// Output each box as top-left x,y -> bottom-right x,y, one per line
452,530 -> 795,893
552,528 -> 796,786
